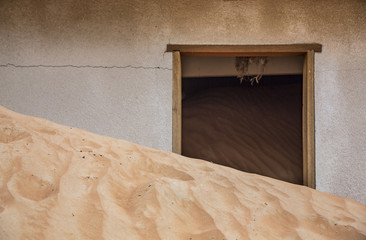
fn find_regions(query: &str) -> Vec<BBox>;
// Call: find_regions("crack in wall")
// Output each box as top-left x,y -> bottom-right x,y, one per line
0,63 -> 172,71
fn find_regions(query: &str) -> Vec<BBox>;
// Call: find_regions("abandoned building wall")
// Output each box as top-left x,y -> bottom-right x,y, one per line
0,0 -> 365,203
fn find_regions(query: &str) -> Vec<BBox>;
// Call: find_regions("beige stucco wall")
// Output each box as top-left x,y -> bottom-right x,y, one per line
0,0 -> 365,203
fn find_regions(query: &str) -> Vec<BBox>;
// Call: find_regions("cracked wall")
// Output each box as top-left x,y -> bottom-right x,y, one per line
0,0 -> 365,204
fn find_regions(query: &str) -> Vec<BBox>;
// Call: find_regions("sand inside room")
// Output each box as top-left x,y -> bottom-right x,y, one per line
181,56 -> 304,184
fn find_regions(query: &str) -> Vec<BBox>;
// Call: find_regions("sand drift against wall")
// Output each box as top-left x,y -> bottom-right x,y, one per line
0,106 -> 365,240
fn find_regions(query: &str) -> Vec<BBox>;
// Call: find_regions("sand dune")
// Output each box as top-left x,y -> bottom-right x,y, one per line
183,84 -> 303,184
0,105 -> 365,240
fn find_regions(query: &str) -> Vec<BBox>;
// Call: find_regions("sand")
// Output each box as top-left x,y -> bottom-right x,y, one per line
183,84 -> 302,184
0,105 -> 365,240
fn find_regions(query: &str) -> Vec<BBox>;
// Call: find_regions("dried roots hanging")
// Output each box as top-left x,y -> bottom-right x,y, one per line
235,56 -> 268,85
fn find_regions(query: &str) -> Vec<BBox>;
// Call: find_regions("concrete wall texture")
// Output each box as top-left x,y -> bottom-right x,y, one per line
0,0 -> 365,203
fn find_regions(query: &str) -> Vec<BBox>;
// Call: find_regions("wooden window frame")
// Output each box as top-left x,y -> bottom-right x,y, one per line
167,44 -> 322,188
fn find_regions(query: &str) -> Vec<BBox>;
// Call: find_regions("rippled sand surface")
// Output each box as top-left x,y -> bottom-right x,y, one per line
183,84 -> 302,184
0,106 -> 365,240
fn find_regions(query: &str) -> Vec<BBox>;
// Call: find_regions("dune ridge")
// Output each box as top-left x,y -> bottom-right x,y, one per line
0,105 -> 365,240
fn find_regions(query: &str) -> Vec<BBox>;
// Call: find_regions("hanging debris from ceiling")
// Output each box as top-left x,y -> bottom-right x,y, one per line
235,56 -> 268,85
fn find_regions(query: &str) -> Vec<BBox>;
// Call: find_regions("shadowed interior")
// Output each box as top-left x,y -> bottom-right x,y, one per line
182,75 -> 303,184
